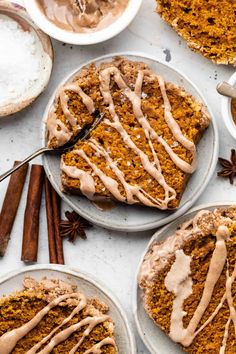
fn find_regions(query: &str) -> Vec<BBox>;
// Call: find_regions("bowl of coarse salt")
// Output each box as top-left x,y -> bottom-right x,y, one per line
0,1 -> 53,117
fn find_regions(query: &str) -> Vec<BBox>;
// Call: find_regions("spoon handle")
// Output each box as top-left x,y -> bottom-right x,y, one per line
0,147 -> 48,183
217,82 -> 236,99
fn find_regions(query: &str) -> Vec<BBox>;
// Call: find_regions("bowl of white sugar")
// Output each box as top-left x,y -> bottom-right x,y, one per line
0,1 -> 53,117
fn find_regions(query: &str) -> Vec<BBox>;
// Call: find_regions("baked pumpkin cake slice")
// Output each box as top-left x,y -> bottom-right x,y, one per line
46,57 -> 211,210
156,0 -> 236,65
0,277 -> 118,354
139,206 -> 236,353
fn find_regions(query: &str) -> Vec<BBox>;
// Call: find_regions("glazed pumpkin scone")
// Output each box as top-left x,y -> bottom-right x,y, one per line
139,206 -> 236,353
0,277 -> 118,354
156,0 -> 236,65
47,57 -> 211,210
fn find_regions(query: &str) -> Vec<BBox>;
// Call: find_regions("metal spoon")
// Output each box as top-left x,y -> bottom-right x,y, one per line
0,114 -> 103,183
216,82 -> 236,99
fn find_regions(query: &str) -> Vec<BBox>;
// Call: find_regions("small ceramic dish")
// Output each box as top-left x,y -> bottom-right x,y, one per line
0,1 -> 53,117
0,264 -> 136,353
220,71 -> 236,140
134,201 -> 235,354
25,0 -> 143,45
42,52 -> 218,232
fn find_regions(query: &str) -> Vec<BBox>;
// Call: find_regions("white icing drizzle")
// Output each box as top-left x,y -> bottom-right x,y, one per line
99,67 -> 180,208
83,337 -> 117,354
37,315 -> 109,354
165,249 -> 193,342
155,74 -> 197,172
61,82 -> 95,120
47,81 -> 95,146
60,64 -> 201,208
0,292 -> 116,354
47,104 -> 73,146
164,224 -> 236,352
26,293 -> 87,353
74,148 -> 125,202
88,138 -> 173,207
220,317 -> 231,354
99,66 -> 196,174
139,210 -> 210,284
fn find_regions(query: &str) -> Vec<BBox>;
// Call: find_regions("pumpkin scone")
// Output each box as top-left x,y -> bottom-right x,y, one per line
46,57 -> 211,210
156,0 -> 236,65
0,277 -> 118,353
139,206 -> 236,353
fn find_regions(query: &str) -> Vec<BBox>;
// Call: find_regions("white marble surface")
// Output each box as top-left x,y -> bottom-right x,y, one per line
0,1 -> 235,353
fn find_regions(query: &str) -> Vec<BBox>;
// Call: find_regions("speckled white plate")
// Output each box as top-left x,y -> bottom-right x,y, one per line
0,264 -> 136,354
134,201 -> 235,354
42,53 -> 219,232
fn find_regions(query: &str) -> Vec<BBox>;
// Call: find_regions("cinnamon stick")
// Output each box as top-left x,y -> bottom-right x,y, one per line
45,177 -> 57,264
51,187 -> 64,264
21,164 -> 44,263
0,161 -> 28,256
45,177 -> 64,264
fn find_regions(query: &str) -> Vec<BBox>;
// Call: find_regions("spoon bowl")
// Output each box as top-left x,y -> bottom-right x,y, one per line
0,114 -> 103,182
217,81 -> 236,99
218,72 -> 236,141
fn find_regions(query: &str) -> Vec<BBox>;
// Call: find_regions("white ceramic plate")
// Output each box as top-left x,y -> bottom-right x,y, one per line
134,201 -> 235,354
0,264 -> 136,354
42,53 -> 219,232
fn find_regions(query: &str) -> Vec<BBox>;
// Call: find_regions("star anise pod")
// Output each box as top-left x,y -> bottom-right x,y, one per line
218,149 -> 236,184
60,211 -> 92,243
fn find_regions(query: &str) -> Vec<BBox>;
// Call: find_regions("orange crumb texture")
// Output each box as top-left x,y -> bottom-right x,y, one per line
0,278 -> 117,353
139,207 -> 236,353
48,57 -> 211,209
156,0 -> 236,65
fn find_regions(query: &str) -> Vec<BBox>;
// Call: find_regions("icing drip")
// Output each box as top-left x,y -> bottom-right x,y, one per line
61,160 -> 96,199
47,104 -> 73,146
47,82 -> 95,146
220,263 -> 236,353
155,74 -> 197,172
60,82 -> 95,119
165,249 -> 193,343
139,210 -> 210,283
0,292 -> 116,354
83,337 -> 117,354
164,224 -> 236,352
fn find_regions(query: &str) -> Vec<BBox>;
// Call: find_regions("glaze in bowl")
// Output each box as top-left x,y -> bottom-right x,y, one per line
25,0 -> 143,45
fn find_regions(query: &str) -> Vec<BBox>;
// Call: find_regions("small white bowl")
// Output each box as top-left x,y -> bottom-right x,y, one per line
220,71 -> 236,140
0,1 -> 53,117
25,0 -> 143,45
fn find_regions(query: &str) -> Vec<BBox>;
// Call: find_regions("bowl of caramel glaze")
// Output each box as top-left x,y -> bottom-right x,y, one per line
220,72 -> 236,140
25,0 -> 142,45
